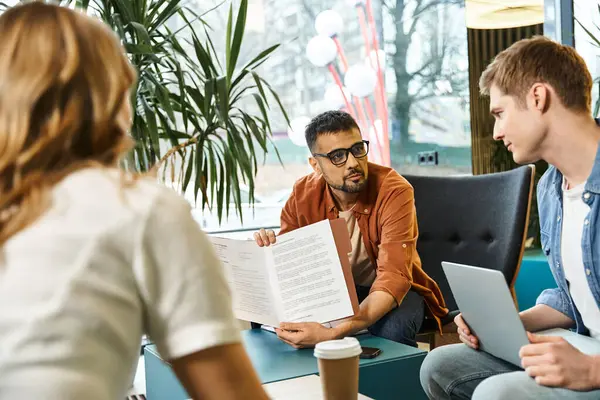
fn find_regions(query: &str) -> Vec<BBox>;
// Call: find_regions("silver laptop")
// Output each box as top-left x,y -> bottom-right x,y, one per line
442,262 -> 600,367
442,262 -> 529,366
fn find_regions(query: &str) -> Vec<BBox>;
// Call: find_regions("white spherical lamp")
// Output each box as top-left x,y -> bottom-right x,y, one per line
365,49 -> 386,70
287,116 -> 311,147
323,85 -> 350,109
315,10 -> 344,38
344,64 -> 377,98
306,35 -> 337,67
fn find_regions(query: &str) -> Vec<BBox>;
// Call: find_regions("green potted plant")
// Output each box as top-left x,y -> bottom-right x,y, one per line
1,0 -> 288,224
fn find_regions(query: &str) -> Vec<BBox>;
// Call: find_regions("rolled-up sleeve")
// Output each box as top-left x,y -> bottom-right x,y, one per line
369,186 -> 416,305
536,287 -> 576,321
279,187 -> 299,235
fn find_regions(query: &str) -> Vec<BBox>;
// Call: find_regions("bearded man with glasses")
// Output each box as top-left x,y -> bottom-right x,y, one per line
253,110 -> 448,347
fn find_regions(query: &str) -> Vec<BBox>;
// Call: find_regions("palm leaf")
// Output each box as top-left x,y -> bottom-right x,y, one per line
576,17 -> 600,47
148,0 -> 182,32
76,0 -> 90,10
227,0 -> 247,83
225,3 -> 233,84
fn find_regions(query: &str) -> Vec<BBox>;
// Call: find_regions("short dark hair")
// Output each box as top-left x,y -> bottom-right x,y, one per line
304,110 -> 360,152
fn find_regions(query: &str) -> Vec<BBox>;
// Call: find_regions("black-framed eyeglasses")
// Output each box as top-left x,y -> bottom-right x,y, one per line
312,140 -> 370,166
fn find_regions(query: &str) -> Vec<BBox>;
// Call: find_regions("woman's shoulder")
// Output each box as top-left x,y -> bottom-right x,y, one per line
56,167 -> 188,218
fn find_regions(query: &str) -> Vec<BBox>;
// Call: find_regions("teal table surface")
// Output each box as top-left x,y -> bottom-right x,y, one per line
242,329 -> 425,384
145,329 -> 428,400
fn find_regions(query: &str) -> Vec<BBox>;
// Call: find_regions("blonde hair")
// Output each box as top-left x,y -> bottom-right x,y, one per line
479,36 -> 592,114
0,2 -> 137,245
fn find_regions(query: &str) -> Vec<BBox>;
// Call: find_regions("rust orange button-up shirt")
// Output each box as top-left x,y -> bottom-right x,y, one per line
279,162 -> 448,327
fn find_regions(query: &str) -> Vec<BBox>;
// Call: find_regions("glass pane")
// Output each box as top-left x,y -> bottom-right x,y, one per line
193,0 -> 474,232
384,1 -> 472,176
574,0 -> 600,118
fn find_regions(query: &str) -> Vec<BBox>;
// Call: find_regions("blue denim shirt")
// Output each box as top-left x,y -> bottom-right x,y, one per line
536,136 -> 600,335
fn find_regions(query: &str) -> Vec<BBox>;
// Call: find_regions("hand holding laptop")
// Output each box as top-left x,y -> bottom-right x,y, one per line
444,261 -> 600,392
520,332 -> 600,390
456,310 -> 600,391
455,313 -> 479,350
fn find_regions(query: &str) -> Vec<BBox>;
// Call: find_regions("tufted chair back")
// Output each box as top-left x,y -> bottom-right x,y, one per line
405,165 -> 534,314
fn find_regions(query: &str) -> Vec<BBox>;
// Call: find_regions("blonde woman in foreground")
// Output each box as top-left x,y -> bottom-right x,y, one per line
0,3 -> 268,399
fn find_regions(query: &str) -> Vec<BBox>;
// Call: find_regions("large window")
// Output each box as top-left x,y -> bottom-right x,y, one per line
195,0 -> 472,232
574,0 -> 600,118
3,0 -> 472,232
382,1 -> 471,176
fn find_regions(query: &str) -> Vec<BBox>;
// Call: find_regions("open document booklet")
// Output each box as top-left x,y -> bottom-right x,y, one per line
210,219 -> 359,327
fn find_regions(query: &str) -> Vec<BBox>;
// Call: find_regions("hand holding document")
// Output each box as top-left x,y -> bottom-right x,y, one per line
210,219 -> 359,327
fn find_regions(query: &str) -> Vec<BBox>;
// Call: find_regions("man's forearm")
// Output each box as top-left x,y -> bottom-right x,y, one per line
331,290 -> 397,338
519,304 -> 575,332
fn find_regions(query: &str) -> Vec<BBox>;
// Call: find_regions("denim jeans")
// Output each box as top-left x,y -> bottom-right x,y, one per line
355,285 -> 424,347
420,343 -> 600,400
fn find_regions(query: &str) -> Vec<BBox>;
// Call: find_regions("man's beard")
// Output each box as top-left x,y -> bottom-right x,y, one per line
327,168 -> 367,193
